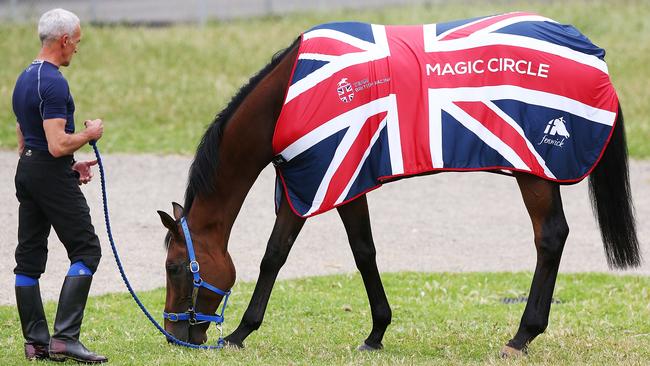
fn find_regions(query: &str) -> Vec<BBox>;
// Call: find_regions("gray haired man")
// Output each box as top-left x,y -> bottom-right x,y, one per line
12,8 -> 107,363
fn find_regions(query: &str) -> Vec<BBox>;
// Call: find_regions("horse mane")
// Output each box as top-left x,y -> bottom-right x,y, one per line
182,37 -> 300,215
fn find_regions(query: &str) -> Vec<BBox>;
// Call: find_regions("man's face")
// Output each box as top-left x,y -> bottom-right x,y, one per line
60,25 -> 81,67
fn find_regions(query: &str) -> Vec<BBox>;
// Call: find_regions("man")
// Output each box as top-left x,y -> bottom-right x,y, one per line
12,8 -> 108,363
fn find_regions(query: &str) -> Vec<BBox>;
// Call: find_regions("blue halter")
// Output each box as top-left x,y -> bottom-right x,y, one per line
163,217 -> 231,327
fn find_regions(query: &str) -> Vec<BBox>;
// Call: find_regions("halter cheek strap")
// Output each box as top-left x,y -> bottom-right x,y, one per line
163,217 -> 231,326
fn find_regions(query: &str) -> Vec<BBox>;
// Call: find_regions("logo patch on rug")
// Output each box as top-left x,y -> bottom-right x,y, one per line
336,78 -> 354,103
538,116 -> 570,147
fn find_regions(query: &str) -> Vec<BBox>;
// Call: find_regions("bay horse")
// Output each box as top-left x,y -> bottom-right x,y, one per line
157,16 -> 640,357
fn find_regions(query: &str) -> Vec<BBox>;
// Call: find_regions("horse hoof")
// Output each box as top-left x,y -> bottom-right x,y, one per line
223,338 -> 244,349
499,345 -> 526,358
357,342 -> 383,351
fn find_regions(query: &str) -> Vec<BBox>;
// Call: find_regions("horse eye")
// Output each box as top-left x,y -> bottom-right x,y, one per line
165,263 -> 182,275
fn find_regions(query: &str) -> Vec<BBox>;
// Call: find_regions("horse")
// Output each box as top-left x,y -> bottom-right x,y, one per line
157,14 -> 641,357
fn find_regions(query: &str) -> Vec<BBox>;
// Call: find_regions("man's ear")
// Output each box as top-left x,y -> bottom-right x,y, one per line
158,210 -> 179,236
172,202 -> 184,220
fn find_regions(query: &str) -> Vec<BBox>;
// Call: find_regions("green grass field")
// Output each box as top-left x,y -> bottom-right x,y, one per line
1,0 -> 649,157
1,272 -> 648,365
1,3 -> 649,364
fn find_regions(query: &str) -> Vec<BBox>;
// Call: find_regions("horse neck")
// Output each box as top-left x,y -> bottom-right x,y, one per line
187,44 -> 299,252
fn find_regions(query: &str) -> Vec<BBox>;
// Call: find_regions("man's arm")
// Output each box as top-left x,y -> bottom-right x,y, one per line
43,118 -> 103,157
16,123 -> 24,156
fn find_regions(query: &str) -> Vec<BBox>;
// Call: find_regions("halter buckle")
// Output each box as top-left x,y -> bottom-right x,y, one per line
189,260 -> 200,273
187,308 -> 197,324
166,313 -> 179,322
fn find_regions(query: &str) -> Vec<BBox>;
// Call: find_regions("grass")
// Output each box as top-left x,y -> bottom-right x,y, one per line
0,272 -> 648,365
0,0 -> 649,157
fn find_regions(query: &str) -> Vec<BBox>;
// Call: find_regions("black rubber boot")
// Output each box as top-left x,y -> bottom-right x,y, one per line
49,276 -> 108,363
15,283 -> 51,360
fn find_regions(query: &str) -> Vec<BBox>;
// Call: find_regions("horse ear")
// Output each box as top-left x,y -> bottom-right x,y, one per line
172,202 -> 184,220
158,210 -> 179,235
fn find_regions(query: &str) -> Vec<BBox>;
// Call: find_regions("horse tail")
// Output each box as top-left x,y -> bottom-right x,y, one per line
588,104 -> 641,269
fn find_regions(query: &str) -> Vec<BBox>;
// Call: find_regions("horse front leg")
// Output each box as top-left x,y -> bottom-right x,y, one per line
337,195 -> 392,351
501,174 -> 569,357
224,194 -> 305,348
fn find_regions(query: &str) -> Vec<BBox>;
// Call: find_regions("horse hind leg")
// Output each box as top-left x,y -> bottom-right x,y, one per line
337,195 -> 392,351
501,173 -> 569,357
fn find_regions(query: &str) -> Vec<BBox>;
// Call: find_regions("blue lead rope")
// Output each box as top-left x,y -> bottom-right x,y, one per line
90,141 -> 225,349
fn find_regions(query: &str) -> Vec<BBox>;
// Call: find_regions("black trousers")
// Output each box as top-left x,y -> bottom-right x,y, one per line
14,149 -> 101,279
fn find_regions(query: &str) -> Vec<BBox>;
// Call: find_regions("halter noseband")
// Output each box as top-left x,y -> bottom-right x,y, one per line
163,217 -> 231,330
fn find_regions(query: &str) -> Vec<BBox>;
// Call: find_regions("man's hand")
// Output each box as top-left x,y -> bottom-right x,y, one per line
72,160 -> 98,185
84,119 -> 104,142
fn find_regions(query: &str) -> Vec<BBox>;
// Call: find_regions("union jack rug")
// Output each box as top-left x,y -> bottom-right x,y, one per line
272,12 -> 619,218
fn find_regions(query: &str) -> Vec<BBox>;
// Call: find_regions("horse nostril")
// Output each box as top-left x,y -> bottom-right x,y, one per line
188,326 -> 209,345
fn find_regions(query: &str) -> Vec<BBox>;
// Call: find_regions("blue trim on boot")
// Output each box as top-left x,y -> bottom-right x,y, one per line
15,274 -> 38,287
67,261 -> 93,277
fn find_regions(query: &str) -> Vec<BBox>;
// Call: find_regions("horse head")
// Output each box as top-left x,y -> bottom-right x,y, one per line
157,202 -> 235,345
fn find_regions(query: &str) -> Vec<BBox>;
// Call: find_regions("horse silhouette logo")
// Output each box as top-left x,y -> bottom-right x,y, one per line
336,78 -> 354,103
543,116 -> 570,138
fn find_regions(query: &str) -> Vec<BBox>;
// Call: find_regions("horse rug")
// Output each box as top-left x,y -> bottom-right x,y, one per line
272,12 -> 619,218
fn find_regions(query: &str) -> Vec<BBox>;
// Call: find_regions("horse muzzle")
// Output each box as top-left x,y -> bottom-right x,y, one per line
165,321 -> 208,345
